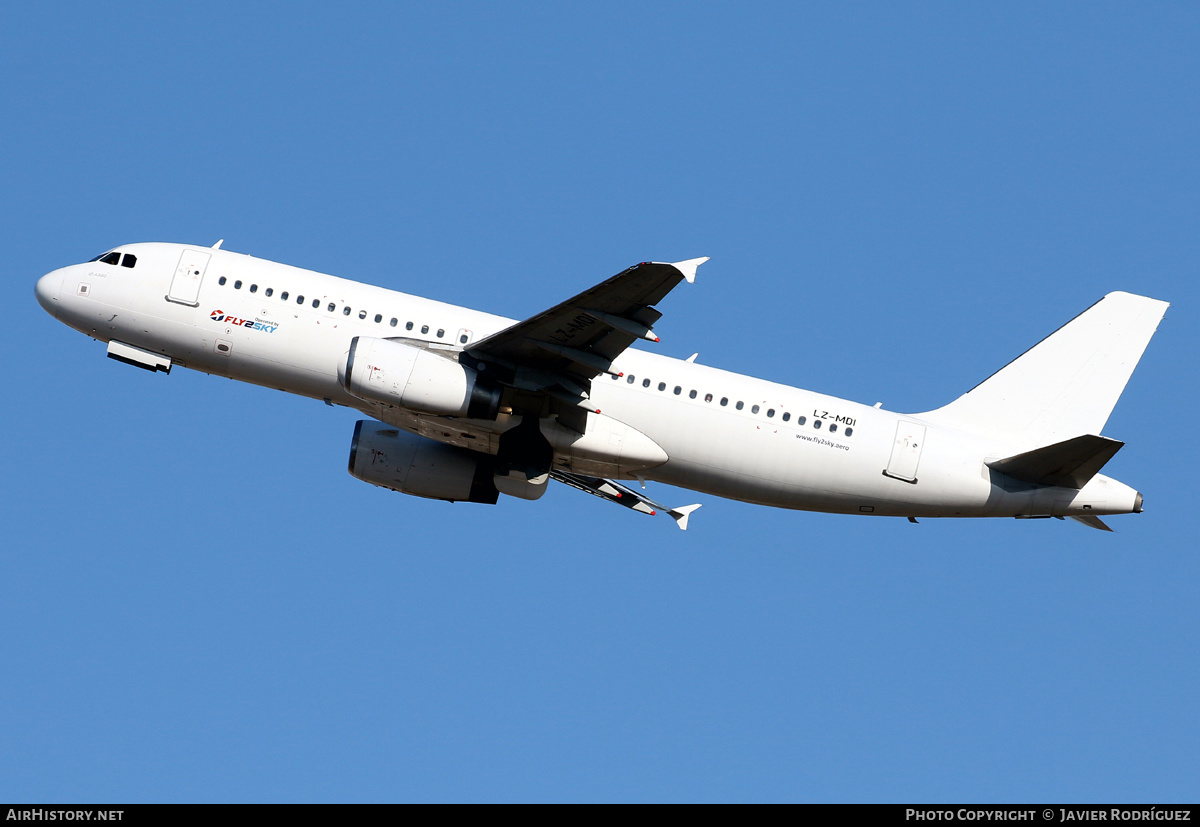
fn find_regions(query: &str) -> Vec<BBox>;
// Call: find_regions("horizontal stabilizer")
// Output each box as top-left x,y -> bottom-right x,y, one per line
1069,515 -> 1114,532
987,434 -> 1123,489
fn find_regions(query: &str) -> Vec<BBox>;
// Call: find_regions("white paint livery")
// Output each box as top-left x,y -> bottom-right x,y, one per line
35,242 -> 1169,531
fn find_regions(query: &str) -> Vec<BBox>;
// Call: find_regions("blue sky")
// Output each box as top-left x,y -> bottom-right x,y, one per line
2,2 -> 1197,802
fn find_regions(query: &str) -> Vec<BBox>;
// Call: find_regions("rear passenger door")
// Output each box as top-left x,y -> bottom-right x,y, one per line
884,421 -> 925,483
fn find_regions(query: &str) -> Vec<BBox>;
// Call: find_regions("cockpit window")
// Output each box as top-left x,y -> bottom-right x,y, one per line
88,251 -> 135,267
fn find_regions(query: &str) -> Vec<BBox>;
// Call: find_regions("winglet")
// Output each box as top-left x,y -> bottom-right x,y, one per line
667,503 -> 702,530
212,239 -> 224,249
670,257 -> 709,284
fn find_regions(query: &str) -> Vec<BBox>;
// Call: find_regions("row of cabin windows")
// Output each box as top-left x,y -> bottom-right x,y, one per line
90,251 -> 137,268
216,276 -> 469,344
613,373 -> 854,436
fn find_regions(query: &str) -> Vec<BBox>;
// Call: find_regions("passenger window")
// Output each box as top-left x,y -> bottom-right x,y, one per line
459,333 -> 468,343
120,254 -> 137,268
234,280 -> 242,289
612,374 -> 620,380
312,299 -> 320,308
358,310 -> 367,319
767,409 -> 775,417
437,329 -> 444,338
674,386 -> 682,395
344,306 -> 351,316
705,393 -> 713,402
689,390 -> 697,399
658,382 -> 666,391
406,321 -> 413,330
627,375 -> 636,384
752,405 -> 760,414
218,276 -> 227,286
265,288 -> 273,297
392,318 -> 399,327
297,295 -> 304,304
845,427 -> 854,437
643,378 -> 651,388
736,401 -> 744,410
375,314 -> 382,323
829,423 -> 838,433
720,397 -> 728,406
814,420 -> 822,429
797,416 -> 806,426
421,325 -> 429,334
100,252 -> 121,265
782,412 -> 790,422
281,291 -> 289,301
328,303 -> 336,312
250,284 -> 258,293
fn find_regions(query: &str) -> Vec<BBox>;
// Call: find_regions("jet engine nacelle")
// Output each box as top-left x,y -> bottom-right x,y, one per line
339,337 -> 500,419
348,420 -> 499,504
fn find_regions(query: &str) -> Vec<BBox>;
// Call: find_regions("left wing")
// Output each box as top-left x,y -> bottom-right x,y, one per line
551,470 -> 702,530
464,258 -> 708,401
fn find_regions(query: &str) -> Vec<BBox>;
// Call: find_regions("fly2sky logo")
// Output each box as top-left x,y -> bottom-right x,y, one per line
210,310 -> 278,333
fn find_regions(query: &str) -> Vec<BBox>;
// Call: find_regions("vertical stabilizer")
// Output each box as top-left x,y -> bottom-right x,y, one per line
920,292 -> 1168,447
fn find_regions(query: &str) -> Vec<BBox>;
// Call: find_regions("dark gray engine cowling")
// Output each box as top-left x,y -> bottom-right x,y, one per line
339,337 -> 500,419
348,420 -> 499,504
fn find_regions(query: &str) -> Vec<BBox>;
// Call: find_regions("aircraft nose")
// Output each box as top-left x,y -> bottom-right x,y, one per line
35,270 -> 62,318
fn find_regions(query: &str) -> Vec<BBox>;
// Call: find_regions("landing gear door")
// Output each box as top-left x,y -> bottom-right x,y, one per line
884,421 -> 926,483
166,249 -> 212,307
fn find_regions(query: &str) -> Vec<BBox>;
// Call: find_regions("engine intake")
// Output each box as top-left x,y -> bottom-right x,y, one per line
340,337 -> 500,419
348,420 -> 498,504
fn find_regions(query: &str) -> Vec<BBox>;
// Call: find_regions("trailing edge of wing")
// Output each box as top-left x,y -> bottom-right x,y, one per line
987,434 -> 1124,489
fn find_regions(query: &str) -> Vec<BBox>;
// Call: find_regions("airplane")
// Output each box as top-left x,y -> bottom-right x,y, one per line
35,241 -> 1169,531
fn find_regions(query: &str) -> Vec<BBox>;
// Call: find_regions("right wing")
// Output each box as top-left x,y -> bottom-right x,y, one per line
464,258 -> 708,405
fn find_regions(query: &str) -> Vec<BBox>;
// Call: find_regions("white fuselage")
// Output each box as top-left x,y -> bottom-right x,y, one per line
35,242 -> 1143,520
